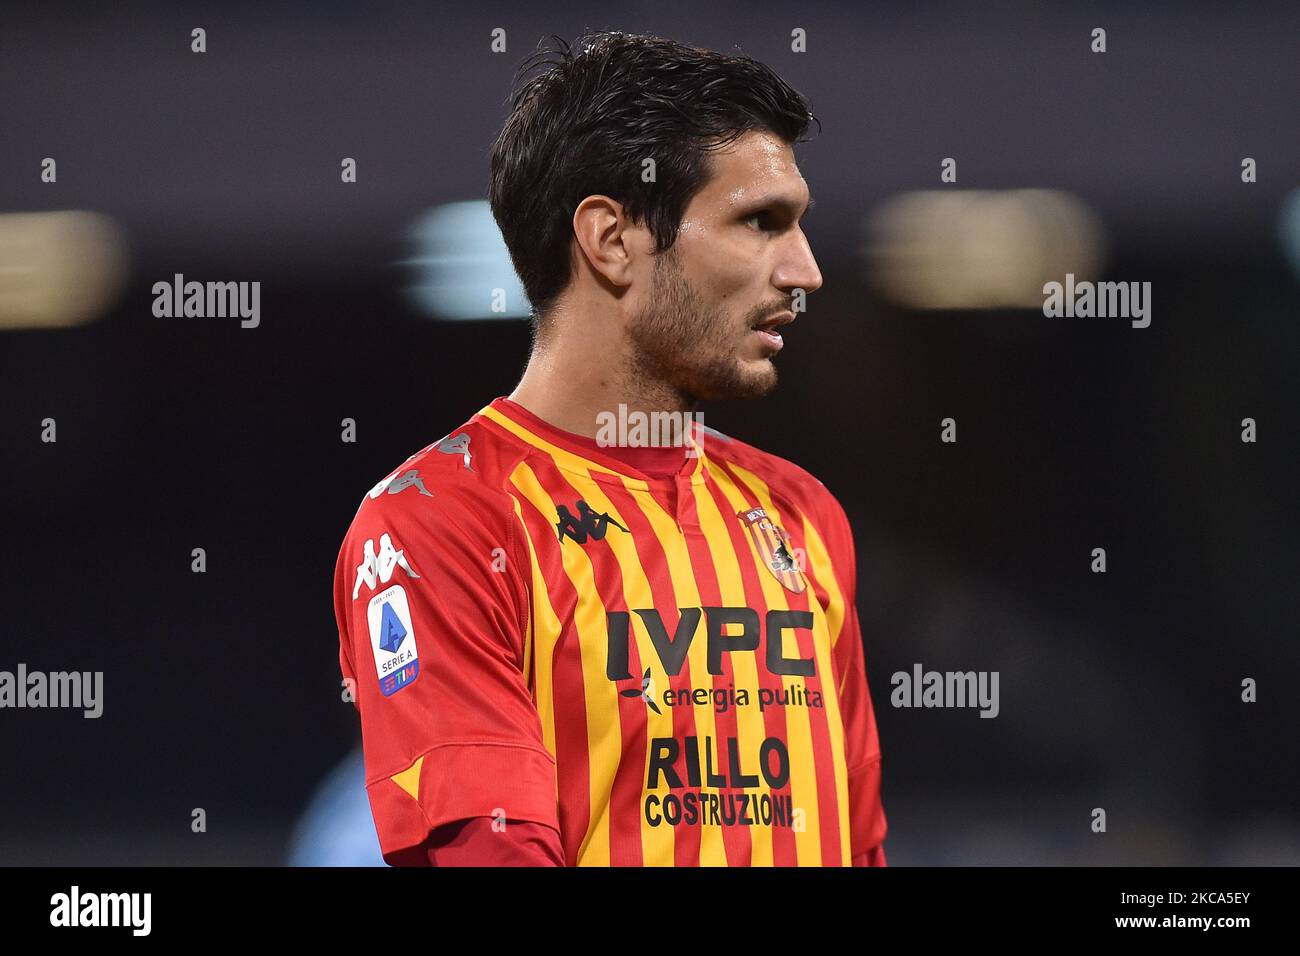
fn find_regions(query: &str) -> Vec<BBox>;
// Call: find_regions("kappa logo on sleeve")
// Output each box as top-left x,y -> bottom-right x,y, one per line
352,532 -> 421,599
368,584 -> 419,696
436,432 -> 474,470
367,468 -> 433,500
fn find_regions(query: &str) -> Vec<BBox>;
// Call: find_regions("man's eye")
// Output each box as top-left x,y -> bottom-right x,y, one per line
744,213 -> 767,230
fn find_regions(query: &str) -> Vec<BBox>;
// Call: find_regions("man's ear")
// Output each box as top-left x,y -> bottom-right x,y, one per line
572,195 -> 640,290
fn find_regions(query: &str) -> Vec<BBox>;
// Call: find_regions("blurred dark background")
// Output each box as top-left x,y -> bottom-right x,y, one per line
1,1 -> 1296,864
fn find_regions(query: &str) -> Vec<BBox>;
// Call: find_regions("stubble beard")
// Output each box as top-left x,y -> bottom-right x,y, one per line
623,246 -> 778,408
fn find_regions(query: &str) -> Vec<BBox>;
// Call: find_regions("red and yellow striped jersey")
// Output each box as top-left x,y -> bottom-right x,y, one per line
334,396 -> 887,866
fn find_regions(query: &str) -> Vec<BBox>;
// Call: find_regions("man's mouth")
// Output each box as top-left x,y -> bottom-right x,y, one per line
751,311 -> 794,352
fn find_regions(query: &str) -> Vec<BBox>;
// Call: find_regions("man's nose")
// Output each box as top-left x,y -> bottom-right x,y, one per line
775,230 -> 823,298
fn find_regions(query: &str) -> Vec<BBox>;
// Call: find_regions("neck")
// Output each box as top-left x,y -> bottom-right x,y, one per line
509,311 -> 696,439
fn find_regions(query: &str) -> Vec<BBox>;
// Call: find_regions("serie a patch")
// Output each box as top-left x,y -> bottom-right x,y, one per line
367,584 -> 419,696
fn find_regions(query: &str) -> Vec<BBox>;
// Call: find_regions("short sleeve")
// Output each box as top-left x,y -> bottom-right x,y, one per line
333,475 -> 560,864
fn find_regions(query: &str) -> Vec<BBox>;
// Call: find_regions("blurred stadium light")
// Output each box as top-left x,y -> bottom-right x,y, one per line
287,748 -> 385,867
404,200 -> 531,320
862,190 -> 1106,310
0,211 -> 128,330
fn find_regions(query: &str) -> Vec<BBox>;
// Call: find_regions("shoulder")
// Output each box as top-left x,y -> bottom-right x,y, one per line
344,416 -> 530,555
336,417 -> 533,624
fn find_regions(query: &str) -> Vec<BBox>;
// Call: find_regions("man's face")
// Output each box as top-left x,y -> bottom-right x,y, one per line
625,128 -> 822,403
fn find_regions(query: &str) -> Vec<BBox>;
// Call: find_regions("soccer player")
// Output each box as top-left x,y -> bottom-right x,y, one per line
333,31 -> 888,866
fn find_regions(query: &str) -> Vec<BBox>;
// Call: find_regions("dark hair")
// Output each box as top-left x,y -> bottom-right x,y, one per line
489,31 -> 819,327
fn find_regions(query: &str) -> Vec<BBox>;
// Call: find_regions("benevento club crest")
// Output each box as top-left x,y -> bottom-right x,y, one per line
736,507 -> 806,594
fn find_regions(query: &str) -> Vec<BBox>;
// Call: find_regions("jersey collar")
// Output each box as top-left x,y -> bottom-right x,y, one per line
477,396 -> 709,487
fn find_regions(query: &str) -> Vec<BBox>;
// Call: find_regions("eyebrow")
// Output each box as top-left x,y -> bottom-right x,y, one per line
738,194 -> 815,219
